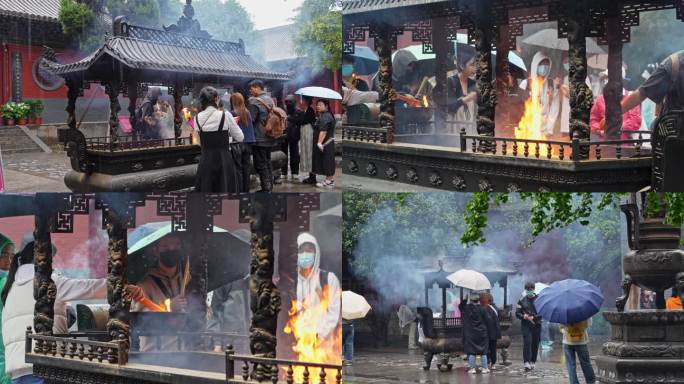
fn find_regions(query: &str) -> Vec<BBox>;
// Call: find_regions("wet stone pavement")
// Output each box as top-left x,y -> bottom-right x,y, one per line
343,337 -> 606,384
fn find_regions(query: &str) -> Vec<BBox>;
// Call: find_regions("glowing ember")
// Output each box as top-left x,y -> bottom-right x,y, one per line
283,285 -> 342,383
164,298 -> 171,312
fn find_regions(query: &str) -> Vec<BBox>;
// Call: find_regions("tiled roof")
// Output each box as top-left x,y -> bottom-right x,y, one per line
0,0 -> 61,22
42,26 -> 290,81
341,0 -> 450,15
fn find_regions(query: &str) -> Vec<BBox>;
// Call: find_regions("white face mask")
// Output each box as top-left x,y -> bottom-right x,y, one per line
563,63 -> 569,71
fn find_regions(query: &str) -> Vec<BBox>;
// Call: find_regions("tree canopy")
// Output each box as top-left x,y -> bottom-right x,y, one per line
292,0 -> 342,71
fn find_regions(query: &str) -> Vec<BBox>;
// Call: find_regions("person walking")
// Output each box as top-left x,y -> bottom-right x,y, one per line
312,99 -> 336,189
2,235 -> 107,384
481,292 -> 502,370
229,93 -> 256,192
281,95 -> 301,181
459,293 -> 490,374
517,282 -> 542,372
193,86 -> 244,192
247,80 -> 277,192
291,96 -> 316,184
560,319 -> 596,384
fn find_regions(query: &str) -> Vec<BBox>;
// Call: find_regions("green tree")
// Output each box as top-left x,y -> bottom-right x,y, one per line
191,0 -> 263,60
292,0 -> 342,71
59,0 -> 107,51
461,192 -> 684,247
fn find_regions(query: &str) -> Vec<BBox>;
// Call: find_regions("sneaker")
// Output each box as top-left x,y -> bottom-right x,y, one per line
468,368 -> 477,374
342,360 -> 352,366
524,362 -> 531,372
273,176 -> 283,185
290,174 -> 298,181
316,180 -> 335,188
530,363 -> 535,370
481,368 -> 490,374
302,177 -> 316,185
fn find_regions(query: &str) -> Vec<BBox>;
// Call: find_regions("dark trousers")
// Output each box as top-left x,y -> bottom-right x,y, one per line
488,339 -> 497,365
241,144 -> 252,192
522,322 -> 541,363
342,322 -> 354,361
281,137 -> 300,176
252,145 -> 273,192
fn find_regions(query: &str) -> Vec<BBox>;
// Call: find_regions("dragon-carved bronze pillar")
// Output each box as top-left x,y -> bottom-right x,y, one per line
173,80 -> 184,139
604,6 -> 623,140
373,23 -> 395,143
65,78 -> 81,130
184,194 -> 209,348
472,0 -> 496,151
566,1 -> 593,158
127,81 -> 138,140
104,206 -> 130,364
432,17 -> 451,133
33,195 -> 56,337
249,194 -> 280,380
104,81 -> 121,145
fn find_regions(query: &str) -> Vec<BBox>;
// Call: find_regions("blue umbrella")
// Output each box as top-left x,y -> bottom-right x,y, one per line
534,279 -> 604,325
344,45 -> 379,76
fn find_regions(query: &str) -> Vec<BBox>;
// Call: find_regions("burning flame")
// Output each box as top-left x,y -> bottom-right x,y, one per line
164,299 -> 171,312
283,285 -> 342,383
515,76 -> 556,157
422,95 -> 429,108
182,107 -> 191,121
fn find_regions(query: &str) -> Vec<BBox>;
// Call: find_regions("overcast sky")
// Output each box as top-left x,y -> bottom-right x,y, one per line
235,0 -> 305,30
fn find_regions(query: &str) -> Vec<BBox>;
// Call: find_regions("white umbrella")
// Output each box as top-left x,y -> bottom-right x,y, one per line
522,29 -> 606,55
446,269 -> 492,291
342,291 -> 372,320
295,86 -> 342,100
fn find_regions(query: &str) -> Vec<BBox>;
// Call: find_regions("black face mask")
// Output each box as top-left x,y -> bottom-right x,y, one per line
159,249 -> 182,268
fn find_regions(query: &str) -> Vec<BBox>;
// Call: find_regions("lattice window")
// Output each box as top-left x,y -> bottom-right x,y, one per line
343,24 -> 370,54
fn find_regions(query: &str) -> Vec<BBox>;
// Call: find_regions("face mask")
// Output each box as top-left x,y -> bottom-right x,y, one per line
526,290 -> 536,298
537,65 -> 550,77
297,252 -> 315,268
563,63 -> 569,71
159,249 -> 182,268
342,64 -> 354,77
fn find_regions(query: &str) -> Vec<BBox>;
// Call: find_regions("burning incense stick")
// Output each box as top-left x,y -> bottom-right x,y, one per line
180,256 -> 190,298
137,297 -> 167,312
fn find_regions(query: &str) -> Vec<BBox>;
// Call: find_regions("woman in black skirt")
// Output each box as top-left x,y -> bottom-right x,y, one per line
312,99 -> 336,188
194,86 -> 244,192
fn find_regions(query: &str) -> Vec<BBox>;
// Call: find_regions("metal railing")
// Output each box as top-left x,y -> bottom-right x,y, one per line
432,317 -> 462,328
25,327 -> 127,365
85,135 -> 196,152
225,346 -> 342,384
342,125 -> 389,143
459,129 -> 651,161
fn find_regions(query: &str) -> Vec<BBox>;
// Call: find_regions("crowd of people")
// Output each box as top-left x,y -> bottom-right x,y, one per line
132,79 -> 338,193
344,42 -> 684,144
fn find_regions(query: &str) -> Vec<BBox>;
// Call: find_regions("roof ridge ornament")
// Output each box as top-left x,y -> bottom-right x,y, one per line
163,0 -> 211,40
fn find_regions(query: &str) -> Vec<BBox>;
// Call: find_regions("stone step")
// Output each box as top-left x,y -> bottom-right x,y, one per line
1,147 -> 43,154
0,126 -> 45,153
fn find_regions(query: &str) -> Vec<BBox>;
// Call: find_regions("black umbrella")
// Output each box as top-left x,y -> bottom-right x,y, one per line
127,222 -> 250,292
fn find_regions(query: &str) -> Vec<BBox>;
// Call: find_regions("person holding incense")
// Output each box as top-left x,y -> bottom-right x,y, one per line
128,234 -> 189,351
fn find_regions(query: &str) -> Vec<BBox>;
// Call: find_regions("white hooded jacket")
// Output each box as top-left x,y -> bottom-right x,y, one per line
2,264 -> 106,379
530,51 -> 561,135
296,233 -> 341,339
